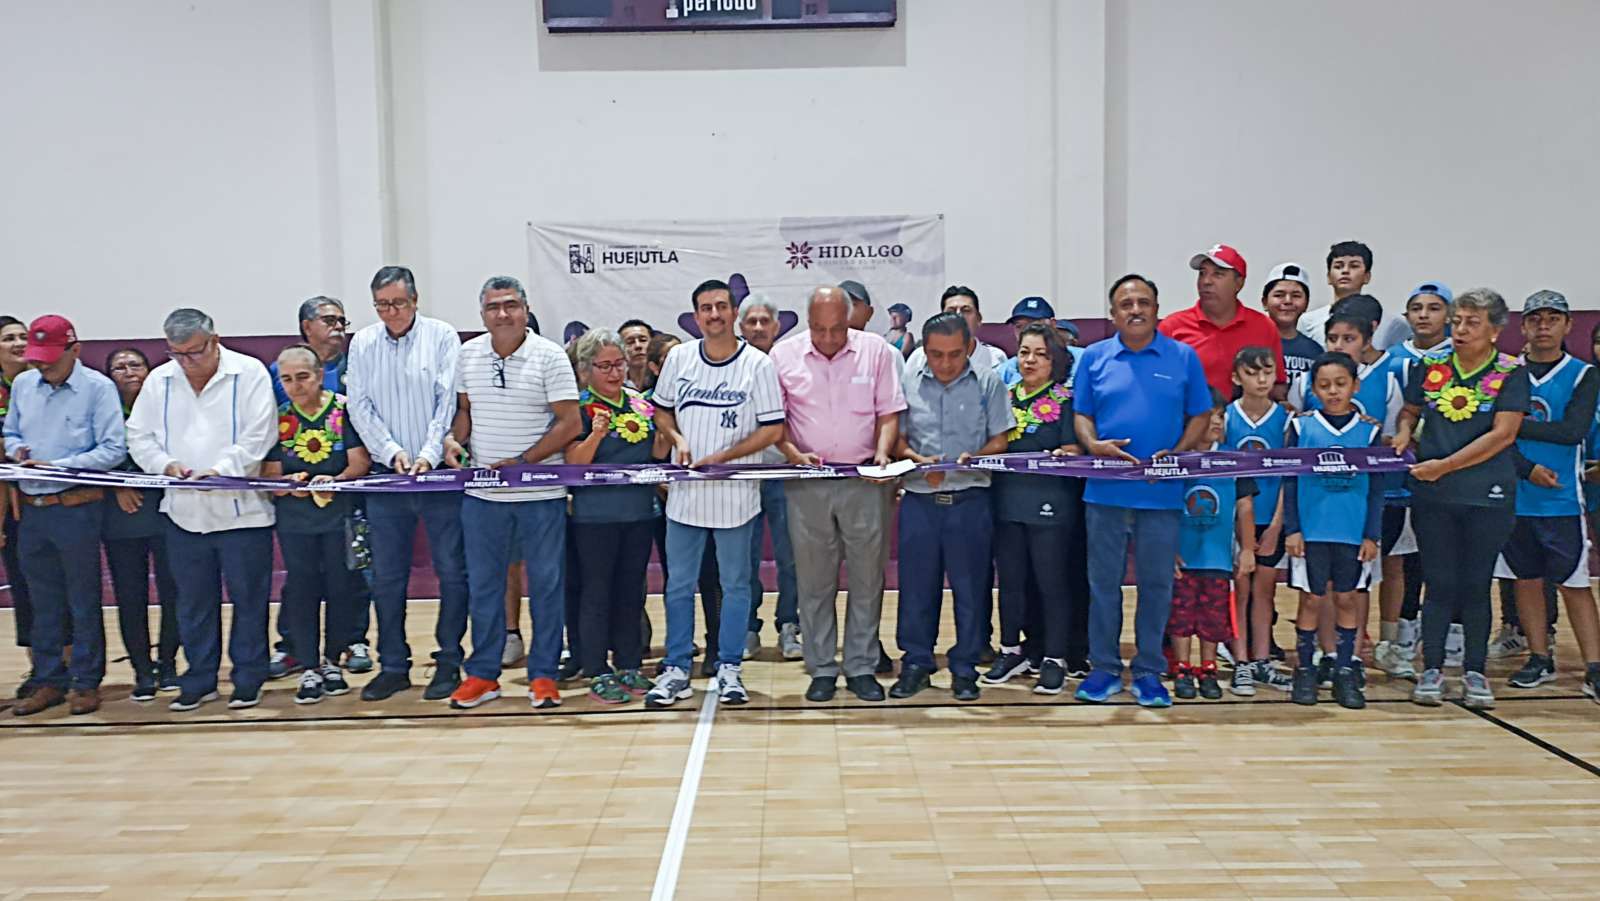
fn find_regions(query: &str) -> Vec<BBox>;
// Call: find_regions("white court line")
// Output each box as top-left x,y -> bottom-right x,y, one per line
650,684 -> 719,901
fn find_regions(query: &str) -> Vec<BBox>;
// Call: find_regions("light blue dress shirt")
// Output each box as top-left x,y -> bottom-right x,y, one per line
2,361 -> 128,495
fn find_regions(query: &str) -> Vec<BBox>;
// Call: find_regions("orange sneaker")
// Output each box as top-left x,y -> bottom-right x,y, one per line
448,676 -> 500,709
530,677 -> 562,709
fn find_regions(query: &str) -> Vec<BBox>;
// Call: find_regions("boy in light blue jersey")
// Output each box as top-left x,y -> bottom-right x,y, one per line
1283,353 -> 1385,709
1223,346 -> 1293,695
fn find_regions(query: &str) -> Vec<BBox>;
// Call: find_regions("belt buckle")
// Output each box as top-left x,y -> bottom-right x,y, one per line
934,492 -> 953,506
26,495 -> 49,508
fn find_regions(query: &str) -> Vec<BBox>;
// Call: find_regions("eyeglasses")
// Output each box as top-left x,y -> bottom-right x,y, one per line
316,315 -> 349,328
372,299 -> 413,313
166,339 -> 213,363
491,356 -> 506,389
590,360 -> 626,373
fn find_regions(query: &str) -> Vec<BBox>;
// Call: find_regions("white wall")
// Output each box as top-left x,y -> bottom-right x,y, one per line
1,0 -> 1597,337
1113,0 -> 1600,318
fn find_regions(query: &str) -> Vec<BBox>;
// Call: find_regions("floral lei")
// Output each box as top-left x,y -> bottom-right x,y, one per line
1419,352 -> 1517,423
1009,381 -> 1072,441
583,389 -> 655,444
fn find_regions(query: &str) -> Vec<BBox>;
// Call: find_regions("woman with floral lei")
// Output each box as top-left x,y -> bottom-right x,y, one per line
1391,288 -> 1528,709
262,344 -> 372,704
566,328 -> 671,704
981,322 -> 1083,695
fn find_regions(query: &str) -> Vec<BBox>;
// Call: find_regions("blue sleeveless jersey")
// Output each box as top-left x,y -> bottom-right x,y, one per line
1225,400 -> 1288,526
1518,354 -> 1591,517
1179,474 -> 1239,573
1298,351 -> 1401,434
1291,411 -> 1379,545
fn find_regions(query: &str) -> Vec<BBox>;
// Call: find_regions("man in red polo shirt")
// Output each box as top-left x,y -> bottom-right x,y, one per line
1159,244 -> 1287,399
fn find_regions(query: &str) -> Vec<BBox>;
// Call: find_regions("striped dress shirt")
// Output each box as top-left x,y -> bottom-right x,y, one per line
345,314 -> 462,469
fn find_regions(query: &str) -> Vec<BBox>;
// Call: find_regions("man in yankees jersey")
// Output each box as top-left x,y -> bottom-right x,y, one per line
1493,290 -> 1600,700
646,279 -> 785,708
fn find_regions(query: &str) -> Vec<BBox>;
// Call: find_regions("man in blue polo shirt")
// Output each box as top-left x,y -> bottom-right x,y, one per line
1073,274 -> 1214,707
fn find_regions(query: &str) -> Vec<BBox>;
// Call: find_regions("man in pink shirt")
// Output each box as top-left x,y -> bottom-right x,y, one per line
772,286 -> 908,702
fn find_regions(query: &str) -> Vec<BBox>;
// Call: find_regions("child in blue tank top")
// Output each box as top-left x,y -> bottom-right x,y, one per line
1283,353 -> 1385,709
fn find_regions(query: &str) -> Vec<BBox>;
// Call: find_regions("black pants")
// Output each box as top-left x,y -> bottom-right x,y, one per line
573,520 -> 653,675
5,509 -> 37,648
104,533 -> 180,676
653,516 -> 722,657
278,530 -> 362,667
1413,500 -> 1515,673
1399,552 -> 1424,621
994,520 -> 1076,660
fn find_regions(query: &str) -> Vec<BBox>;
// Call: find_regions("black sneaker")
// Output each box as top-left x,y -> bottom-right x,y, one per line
1197,668 -> 1222,700
699,658 -> 718,679
1034,660 -> 1066,695
951,674 -> 980,701
977,645 -> 998,666
1173,668 -> 1197,700
360,671 -> 412,701
422,664 -> 460,701
1508,654 -> 1556,689
1064,659 -> 1091,679
1316,655 -> 1334,689
169,689 -> 219,712
1333,666 -> 1365,709
228,686 -> 262,709
558,655 -> 583,682
1291,667 -> 1319,706
875,642 -> 895,674
157,663 -> 181,693
980,651 -> 1033,685
295,670 -> 325,705
1269,642 -> 1286,663
845,675 -> 885,702
889,663 -> 932,699
130,669 -> 158,703
320,665 -> 351,696
1584,669 -> 1599,704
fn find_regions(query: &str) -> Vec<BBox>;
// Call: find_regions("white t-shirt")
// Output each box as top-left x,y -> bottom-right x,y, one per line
454,330 -> 580,502
652,339 -> 785,529
1298,305 -> 1412,351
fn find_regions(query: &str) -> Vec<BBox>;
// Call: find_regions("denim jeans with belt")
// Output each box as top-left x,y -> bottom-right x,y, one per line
461,495 -> 568,683
1083,503 -> 1181,680
663,516 -> 757,672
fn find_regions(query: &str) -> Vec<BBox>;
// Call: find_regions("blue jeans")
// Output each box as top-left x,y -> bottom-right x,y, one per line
19,501 -> 105,691
365,491 -> 469,676
895,490 -> 993,679
166,522 -> 274,695
748,480 -> 799,632
461,496 -> 567,682
664,516 -> 757,671
1084,503 -> 1180,680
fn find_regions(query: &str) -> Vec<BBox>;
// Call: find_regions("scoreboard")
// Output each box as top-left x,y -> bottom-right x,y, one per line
542,0 -> 896,33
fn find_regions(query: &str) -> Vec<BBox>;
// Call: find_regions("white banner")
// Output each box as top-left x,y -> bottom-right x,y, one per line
526,214 -> 945,345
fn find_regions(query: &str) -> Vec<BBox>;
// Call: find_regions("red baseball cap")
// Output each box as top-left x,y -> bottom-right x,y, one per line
23,315 -> 78,365
1188,243 -> 1248,280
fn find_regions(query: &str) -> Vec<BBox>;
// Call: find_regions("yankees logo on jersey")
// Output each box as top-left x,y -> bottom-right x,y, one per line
652,339 -> 785,528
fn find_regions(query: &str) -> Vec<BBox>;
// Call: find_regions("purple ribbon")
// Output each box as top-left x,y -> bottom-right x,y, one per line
0,448 -> 1414,493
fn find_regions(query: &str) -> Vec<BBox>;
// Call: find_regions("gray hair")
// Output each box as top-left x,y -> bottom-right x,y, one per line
480,275 -> 527,305
573,327 -> 624,375
738,292 -> 779,322
276,343 -> 321,371
163,308 -> 216,343
297,295 -> 344,325
1453,288 -> 1509,328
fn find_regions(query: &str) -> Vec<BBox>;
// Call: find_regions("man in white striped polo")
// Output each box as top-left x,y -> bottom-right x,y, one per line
646,278 -> 785,708
442,276 -> 581,710
345,266 -> 469,703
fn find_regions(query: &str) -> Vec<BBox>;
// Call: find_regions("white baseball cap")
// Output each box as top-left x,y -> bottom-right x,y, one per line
1263,262 -> 1312,292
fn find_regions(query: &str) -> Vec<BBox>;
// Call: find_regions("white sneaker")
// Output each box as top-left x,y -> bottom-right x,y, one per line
1396,617 -> 1420,648
1444,623 -> 1465,669
743,630 -> 760,661
1487,624 -> 1527,660
644,667 -> 693,708
717,664 -> 748,705
501,632 -> 526,668
778,622 -> 803,661
1412,668 -> 1445,706
1461,671 -> 1495,709
1375,640 -> 1416,678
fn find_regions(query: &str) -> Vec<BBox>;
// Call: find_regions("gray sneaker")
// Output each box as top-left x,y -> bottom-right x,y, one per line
778,622 -> 803,661
1461,671 -> 1495,709
1412,668 -> 1445,706
645,667 -> 693,709
1253,660 -> 1293,692
743,630 -> 761,661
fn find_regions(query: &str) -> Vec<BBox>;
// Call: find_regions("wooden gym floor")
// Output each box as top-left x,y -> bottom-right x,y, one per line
1,589 -> 1598,900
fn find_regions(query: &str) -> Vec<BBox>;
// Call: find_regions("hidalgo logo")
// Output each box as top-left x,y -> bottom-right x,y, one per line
784,240 -> 905,269
785,241 -> 813,270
